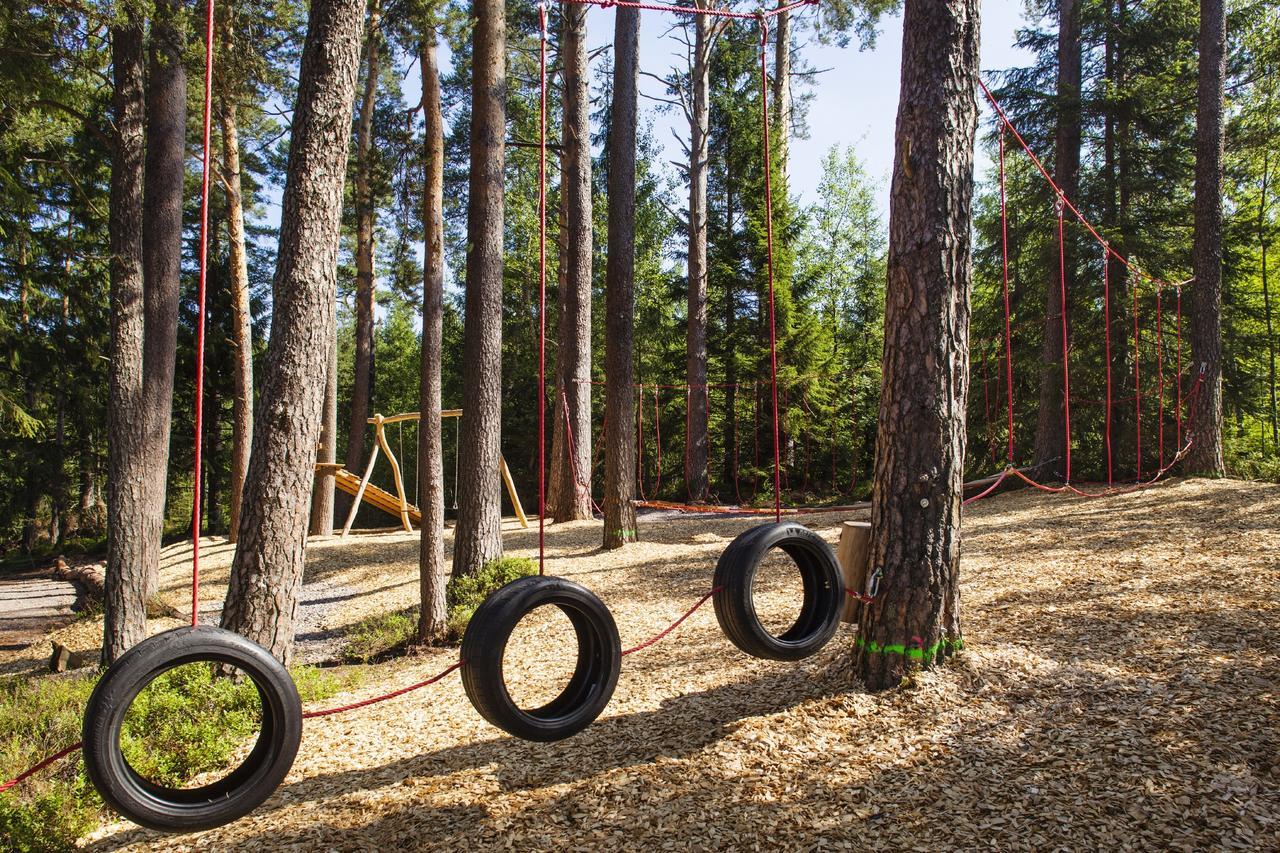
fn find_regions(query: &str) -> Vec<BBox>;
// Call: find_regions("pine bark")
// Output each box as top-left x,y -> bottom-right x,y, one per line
547,2 -> 594,523
685,10 -> 711,504
219,74 -> 254,542
1186,0 -> 1227,476
1262,150 -> 1277,449
139,0 -> 185,585
452,0 -> 507,577
417,26 -> 448,642
221,0 -> 367,664
603,6 -> 640,550
310,336 -> 338,535
104,6 -> 148,662
773,2 -> 791,180
856,0 -> 979,692
1033,0 -> 1082,475
347,0 -> 383,478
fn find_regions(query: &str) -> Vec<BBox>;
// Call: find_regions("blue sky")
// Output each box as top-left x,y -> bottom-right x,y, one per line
582,1 -> 1039,216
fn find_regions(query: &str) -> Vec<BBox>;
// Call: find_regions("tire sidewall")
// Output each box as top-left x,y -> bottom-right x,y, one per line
461,576 -> 621,741
713,522 -> 845,660
83,626 -> 302,832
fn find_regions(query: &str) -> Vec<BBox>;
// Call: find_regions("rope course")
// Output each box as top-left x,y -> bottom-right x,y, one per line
2,0 -> 1204,825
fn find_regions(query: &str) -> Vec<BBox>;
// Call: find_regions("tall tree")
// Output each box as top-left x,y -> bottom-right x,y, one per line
103,4 -> 148,661
547,1 -> 594,522
417,15 -> 447,642
310,339 -> 338,535
1186,0 -> 1226,475
856,0 -> 979,692
218,8 -> 254,542
452,0 -> 506,577
221,0 -> 368,664
1033,0 -> 1082,474
685,7 -> 715,503
603,6 -> 640,550
347,0 -> 384,480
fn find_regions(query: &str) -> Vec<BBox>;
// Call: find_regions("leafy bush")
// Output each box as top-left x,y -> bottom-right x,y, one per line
0,663 -> 344,852
342,608 -> 418,663
445,557 -> 537,628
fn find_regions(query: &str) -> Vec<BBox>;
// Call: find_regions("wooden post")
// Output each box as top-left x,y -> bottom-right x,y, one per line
837,520 -> 871,623
372,414 -> 413,532
499,455 -> 529,529
341,442 -> 381,537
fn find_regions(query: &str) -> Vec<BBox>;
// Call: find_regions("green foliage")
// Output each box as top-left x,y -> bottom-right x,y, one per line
0,664 -> 343,851
446,557 -> 537,629
342,608 -> 419,663
341,556 -> 537,661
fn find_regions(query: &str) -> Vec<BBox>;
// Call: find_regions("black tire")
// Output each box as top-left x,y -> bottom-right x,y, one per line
713,522 -> 845,661
82,626 -> 302,832
461,575 -> 621,742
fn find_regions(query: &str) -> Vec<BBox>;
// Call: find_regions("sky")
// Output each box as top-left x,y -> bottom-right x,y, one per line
262,3 -> 1042,294
580,1 -> 1040,216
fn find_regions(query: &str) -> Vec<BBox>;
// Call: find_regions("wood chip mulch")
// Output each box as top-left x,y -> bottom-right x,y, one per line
59,478 -> 1280,850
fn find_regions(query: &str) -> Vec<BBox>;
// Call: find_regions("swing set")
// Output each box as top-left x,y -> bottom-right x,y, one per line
3,0 -> 1201,835
323,409 -> 529,535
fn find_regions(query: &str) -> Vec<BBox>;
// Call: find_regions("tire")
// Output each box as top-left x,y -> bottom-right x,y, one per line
82,625 -> 302,832
713,522 -> 845,661
461,575 -> 621,742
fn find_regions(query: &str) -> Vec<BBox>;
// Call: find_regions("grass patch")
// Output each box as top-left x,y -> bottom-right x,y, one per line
0,662 -> 348,852
340,557 -> 538,662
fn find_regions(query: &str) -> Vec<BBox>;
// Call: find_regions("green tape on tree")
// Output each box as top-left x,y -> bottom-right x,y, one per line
855,634 -> 964,660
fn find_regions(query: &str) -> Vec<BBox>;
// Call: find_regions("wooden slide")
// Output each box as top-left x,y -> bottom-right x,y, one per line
332,467 -> 422,526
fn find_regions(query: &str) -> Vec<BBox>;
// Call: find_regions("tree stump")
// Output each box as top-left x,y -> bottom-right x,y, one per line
837,521 -> 871,624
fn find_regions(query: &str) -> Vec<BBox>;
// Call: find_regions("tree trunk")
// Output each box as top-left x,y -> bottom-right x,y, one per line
220,86 -> 255,543
417,25 -> 448,643
1103,0 -> 1131,475
1186,0 -> 1226,476
310,336 -> 339,535
1033,0 -> 1082,476
856,0 -> 979,693
452,0 -> 506,577
603,6 -> 640,551
548,2 -> 594,523
347,0 -> 383,478
139,0 -> 186,592
685,9 -> 711,503
104,7 -> 149,663
773,2 -> 791,181
221,0 -> 367,665
1262,150 -> 1277,449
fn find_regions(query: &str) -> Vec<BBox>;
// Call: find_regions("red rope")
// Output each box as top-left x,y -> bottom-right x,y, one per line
191,0 -> 216,624
302,660 -> 465,719
561,389 -> 603,516
0,743 -> 83,794
980,80 -> 1189,293
653,385 -> 663,496
621,587 -> 720,655
637,382 -> 646,501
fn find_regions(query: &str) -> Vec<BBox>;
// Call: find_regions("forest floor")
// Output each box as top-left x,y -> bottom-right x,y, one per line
6,477 -> 1279,850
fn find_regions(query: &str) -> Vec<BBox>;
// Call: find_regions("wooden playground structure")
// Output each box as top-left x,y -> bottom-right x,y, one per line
316,410 -> 529,537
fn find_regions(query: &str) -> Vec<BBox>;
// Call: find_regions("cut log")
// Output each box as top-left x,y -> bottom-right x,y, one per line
837,520 -> 871,624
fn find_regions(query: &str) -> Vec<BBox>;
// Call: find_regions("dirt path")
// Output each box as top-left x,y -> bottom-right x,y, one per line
17,478 -> 1280,850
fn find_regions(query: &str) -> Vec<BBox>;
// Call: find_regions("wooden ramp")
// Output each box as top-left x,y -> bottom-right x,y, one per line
333,467 -> 422,526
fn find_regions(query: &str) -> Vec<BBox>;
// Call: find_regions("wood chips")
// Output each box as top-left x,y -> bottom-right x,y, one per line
24,478 -> 1280,849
